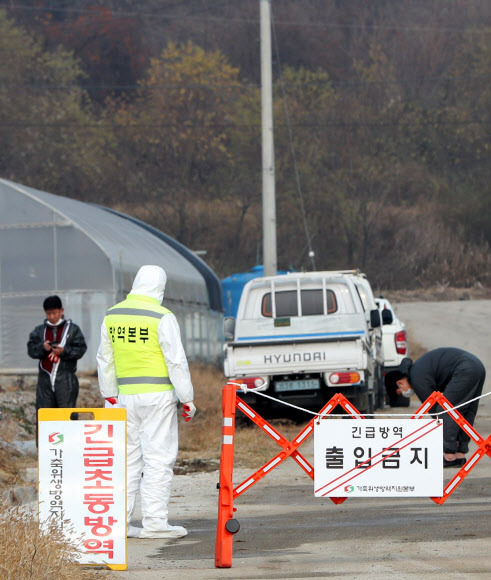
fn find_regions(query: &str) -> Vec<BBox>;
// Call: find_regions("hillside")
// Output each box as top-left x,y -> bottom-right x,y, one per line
0,2 -> 489,287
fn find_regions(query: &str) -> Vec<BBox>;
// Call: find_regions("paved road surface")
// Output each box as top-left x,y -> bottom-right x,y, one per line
395,300 -> 490,373
123,301 -> 491,579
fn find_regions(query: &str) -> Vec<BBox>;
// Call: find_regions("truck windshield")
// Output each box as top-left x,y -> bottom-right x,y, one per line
261,289 -> 337,317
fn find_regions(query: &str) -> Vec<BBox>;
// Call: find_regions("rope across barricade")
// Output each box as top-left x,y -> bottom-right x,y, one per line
215,382 -> 491,568
229,380 -> 491,419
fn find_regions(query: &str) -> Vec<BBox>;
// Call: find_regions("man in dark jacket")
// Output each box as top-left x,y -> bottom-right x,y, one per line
27,296 -> 87,435
385,348 -> 486,468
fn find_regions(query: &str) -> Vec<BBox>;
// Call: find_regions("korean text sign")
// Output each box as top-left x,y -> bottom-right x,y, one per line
314,419 -> 443,497
38,409 -> 126,567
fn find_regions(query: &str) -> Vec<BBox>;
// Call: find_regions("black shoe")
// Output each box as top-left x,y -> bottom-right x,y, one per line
443,458 -> 462,468
456,457 -> 466,467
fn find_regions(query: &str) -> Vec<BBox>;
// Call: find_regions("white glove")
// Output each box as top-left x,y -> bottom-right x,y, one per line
105,397 -> 118,408
181,402 -> 196,422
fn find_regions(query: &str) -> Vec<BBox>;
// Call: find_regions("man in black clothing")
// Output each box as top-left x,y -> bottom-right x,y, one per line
27,296 -> 87,440
385,348 -> 486,468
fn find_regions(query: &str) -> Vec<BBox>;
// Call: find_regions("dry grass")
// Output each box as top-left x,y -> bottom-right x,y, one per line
178,362 -> 224,461
0,502 -> 104,580
0,448 -> 23,488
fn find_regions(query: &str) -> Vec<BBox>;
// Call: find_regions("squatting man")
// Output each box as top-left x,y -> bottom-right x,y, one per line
385,347 -> 486,468
97,265 -> 196,539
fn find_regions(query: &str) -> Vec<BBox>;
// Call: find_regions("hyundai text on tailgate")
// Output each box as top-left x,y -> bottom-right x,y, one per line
223,272 -> 383,417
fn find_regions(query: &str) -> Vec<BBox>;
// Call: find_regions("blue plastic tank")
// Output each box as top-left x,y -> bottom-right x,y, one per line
221,265 -> 290,317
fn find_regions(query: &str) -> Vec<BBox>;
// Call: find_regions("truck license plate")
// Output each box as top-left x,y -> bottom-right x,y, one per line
275,379 -> 320,392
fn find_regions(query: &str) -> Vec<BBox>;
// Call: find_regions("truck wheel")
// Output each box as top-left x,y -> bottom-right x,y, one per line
351,393 -> 366,415
354,392 -> 374,417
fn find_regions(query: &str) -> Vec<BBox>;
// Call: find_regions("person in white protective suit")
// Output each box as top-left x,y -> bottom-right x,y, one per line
97,265 -> 196,539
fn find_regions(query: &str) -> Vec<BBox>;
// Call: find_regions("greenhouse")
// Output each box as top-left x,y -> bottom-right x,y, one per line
0,178 -> 223,373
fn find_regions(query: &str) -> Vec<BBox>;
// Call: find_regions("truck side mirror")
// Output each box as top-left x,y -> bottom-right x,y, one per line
223,317 -> 236,342
370,309 -> 381,328
382,309 -> 393,325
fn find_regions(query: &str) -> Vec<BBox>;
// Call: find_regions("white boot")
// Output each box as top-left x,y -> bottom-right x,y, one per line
127,524 -> 142,538
139,524 -> 188,539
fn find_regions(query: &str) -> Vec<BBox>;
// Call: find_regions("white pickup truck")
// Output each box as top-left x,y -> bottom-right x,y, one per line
223,271 -> 383,417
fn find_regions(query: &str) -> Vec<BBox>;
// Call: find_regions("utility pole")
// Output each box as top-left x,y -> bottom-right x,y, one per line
260,0 -> 277,277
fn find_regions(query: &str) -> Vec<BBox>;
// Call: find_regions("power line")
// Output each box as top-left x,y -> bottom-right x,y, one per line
1,3 -> 489,33
0,83 -> 251,91
0,75 -> 488,92
0,120 -> 488,129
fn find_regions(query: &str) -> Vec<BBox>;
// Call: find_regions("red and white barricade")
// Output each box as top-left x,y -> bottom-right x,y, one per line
215,384 -> 491,568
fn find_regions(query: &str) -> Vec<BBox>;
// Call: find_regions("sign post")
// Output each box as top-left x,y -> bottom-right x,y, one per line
38,408 -> 127,570
314,419 -> 443,498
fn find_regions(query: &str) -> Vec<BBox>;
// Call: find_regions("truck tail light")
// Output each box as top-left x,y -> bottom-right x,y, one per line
235,377 -> 268,390
395,330 -> 407,354
329,372 -> 361,385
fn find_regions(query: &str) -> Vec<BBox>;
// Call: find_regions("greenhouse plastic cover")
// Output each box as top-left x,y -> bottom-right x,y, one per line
0,178 -> 221,372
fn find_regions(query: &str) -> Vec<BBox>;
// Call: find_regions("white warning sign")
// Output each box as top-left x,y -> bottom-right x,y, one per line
314,419 -> 443,497
39,417 -> 126,566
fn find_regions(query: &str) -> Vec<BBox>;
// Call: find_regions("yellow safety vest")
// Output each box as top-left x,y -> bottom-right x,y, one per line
104,294 -> 174,395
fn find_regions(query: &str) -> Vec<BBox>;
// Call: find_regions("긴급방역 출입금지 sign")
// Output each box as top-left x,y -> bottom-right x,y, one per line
313,419 -> 443,497
38,408 -> 127,569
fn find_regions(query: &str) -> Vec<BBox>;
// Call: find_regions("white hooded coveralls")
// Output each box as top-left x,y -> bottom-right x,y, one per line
97,265 -> 194,534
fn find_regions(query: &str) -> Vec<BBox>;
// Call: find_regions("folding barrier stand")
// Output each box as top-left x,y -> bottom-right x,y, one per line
215,383 -> 491,568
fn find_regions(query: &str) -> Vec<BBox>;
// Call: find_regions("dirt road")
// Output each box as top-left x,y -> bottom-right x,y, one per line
124,301 -> 491,579
394,300 -> 490,371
